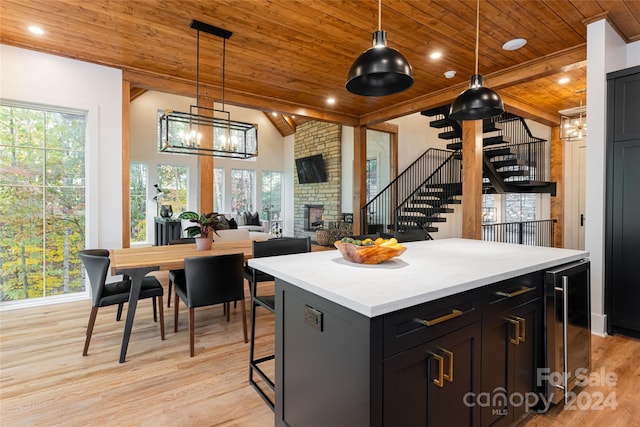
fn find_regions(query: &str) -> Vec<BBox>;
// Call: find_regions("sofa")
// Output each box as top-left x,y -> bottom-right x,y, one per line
213,228 -> 270,242
217,212 -> 269,233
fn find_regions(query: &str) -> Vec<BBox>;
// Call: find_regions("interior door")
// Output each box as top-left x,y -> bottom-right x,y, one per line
577,144 -> 586,249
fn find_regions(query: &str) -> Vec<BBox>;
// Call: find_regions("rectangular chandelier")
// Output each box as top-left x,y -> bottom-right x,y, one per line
159,106 -> 258,159
559,105 -> 586,142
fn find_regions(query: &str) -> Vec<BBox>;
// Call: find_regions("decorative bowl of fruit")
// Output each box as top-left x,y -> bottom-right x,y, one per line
334,237 -> 407,264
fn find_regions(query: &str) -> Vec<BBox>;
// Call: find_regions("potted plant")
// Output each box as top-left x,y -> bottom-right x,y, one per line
177,211 -> 221,250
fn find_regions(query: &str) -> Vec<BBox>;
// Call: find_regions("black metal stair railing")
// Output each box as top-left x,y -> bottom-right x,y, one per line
361,148 -> 461,238
484,112 -> 549,186
481,219 -> 557,247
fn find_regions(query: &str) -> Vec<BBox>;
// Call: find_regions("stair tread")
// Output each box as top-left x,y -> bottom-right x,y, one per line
429,118 -> 453,129
421,105 -> 450,117
438,130 -> 460,140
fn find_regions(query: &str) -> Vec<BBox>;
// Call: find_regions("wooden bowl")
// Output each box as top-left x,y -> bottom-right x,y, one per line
334,241 -> 407,265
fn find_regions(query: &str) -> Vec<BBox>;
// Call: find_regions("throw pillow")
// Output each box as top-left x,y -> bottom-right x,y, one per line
235,212 -> 246,226
245,211 -> 261,226
228,218 -> 238,229
217,215 -> 230,229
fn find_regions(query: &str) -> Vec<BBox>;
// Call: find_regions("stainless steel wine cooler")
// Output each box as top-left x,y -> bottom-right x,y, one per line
544,259 -> 591,405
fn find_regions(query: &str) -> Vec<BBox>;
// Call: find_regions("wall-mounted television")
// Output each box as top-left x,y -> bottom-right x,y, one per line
295,154 -> 327,184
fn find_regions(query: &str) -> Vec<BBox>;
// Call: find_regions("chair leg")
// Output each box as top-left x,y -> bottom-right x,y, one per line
174,291 -> 180,333
167,280 -> 172,308
157,295 -> 165,340
189,307 -> 195,357
226,302 -> 231,321
116,303 -> 124,321
240,297 -> 248,343
83,306 -> 98,356
152,297 -> 158,322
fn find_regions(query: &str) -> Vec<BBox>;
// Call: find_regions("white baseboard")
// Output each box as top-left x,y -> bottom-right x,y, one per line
591,313 -> 607,336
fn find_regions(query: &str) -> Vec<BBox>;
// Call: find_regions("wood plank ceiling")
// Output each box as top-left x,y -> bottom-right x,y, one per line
1,0 -> 639,130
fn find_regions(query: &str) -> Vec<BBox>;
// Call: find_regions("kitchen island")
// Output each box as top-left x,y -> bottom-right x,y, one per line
248,238 -> 589,427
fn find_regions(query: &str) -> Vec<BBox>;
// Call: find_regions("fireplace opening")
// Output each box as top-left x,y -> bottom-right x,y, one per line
304,204 -> 324,231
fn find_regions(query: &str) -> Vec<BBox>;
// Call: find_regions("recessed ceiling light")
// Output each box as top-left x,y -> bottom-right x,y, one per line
28,25 -> 45,35
558,77 -> 570,85
430,51 -> 442,60
272,112 -> 278,117
327,98 -> 336,105
502,38 -> 527,51
444,70 -> 456,79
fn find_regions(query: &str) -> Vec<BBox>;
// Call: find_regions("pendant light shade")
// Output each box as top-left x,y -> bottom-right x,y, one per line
449,74 -> 504,120
449,0 -> 504,121
346,0 -> 413,97
346,30 -> 414,96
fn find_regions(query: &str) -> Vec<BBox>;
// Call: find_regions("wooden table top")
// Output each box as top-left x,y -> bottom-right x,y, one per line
109,241 -> 253,273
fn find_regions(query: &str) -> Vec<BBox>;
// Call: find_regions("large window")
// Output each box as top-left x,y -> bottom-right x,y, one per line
230,169 -> 255,212
366,158 -> 378,202
0,104 -> 86,302
214,167 -> 224,212
157,164 -> 188,216
504,193 -> 537,222
262,171 -> 282,220
130,162 -> 148,243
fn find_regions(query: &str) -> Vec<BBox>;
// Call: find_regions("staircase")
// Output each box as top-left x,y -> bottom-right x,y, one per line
361,105 -> 555,241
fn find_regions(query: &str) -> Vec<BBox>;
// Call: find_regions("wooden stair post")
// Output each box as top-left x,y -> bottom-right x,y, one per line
462,120 -> 483,239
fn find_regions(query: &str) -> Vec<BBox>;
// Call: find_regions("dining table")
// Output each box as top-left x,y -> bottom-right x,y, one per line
109,240 -> 253,363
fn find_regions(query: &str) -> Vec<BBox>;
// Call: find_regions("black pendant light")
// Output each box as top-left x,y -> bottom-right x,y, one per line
346,0 -> 413,96
449,0 -> 504,120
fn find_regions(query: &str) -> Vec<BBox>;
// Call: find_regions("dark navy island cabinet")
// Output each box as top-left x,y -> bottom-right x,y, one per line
274,270 -> 545,427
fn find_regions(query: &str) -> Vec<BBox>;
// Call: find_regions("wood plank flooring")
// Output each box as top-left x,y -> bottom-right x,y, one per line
1,273 -> 639,426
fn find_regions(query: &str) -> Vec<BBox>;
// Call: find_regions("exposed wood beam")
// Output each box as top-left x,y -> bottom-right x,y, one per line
358,45 -> 586,126
353,125 -> 367,234
282,115 -> 297,133
123,69 -> 360,127
501,94 -> 561,127
461,120 -> 483,240
130,87 -> 147,102
122,79 -> 131,248
198,95 -> 214,214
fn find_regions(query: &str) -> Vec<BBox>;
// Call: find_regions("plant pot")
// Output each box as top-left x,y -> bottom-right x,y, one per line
316,229 -> 330,246
195,236 -> 212,251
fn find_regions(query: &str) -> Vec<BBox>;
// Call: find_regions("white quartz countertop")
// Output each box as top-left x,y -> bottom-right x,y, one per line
248,238 -> 589,318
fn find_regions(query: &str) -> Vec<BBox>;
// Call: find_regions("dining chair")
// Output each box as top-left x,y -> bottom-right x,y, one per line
166,237 -> 195,308
244,236 -> 311,409
79,249 -> 165,356
173,253 -> 248,357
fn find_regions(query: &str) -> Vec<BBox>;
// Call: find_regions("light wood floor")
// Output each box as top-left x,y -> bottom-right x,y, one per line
1,273 -> 639,426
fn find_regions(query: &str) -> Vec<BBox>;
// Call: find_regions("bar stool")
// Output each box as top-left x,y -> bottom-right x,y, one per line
244,237 -> 311,409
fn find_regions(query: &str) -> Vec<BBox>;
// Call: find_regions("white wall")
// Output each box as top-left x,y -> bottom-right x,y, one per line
1,44 -> 123,250
130,91 -> 285,240
585,20 -> 640,335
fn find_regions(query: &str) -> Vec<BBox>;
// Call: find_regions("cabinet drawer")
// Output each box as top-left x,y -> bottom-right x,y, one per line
383,288 -> 482,358
483,271 -> 542,318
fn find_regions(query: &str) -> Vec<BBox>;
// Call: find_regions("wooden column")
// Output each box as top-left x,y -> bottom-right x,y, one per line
549,126 -> 563,248
121,79 -> 131,248
352,125 -> 367,234
198,96 -> 214,213
461,120 -> 483,239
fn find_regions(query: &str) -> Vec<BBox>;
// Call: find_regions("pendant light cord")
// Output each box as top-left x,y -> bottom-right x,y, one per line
222,38 -> 226,111
378,0 -> 382,31
196,29 -> 200,109
475,0 -> 479,75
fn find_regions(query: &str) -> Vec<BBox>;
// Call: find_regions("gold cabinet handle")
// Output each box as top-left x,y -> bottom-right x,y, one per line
514,316 -> 525,343
442,348 -> 454,383
495,286 -> 534,298
430,352 -> 445,387
507,317 -> 520,345
416,309 -> 463,327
